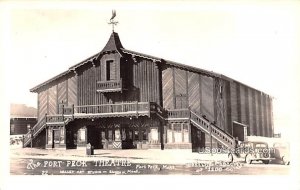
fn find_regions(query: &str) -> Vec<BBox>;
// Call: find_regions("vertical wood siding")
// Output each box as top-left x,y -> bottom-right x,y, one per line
253,90 -> 259,135
200,75 -> 214,121
174,68 -> 188,109
188,72 -> 200,113
48,85 -> 57,115
68,75 -> 77,106
95,61 -> 108,105
230,82 -> 238,123
236,84 -> 241,122
174,68 -> 187,95
38,90 -> 48,120
162,67 -> 174,109
133,59 -> 160,103
244,88 -> 250,135
240,85 -> 247,124
214,78 -> 226,131
267,98 -> 273,137
57,80 -> 67,105
224,81 -> 232,134
264,95 -> 269,137
248,89 -> 254,135
255,91 -> 261,136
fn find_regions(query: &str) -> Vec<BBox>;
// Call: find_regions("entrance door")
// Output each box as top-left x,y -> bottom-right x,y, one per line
53,130 -> 60,148
87,127 -> 102,149
121,125 -> 134,149
191,125 -> 205,152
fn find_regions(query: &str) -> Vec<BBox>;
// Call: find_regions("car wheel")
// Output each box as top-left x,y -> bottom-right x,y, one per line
282,156 -> 290,165
228,153 -> 233,163
245,155 -> 252,164
262,160 -> 270,164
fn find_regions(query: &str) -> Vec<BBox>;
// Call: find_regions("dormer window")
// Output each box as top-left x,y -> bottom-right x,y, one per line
97,58 -> 122,93
106,60 -> 116,81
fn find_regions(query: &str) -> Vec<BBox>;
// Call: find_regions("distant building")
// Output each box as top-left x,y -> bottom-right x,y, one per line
10,104 -> 37,136
10,117 -> 37,135
23,30 -> 273,151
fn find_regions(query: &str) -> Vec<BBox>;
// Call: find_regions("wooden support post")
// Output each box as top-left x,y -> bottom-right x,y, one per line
72,104 -> 74,120
136,101 -> 138,117
30,125 -> 33,148
210,123 -> 212,155
22,135 -> 25,148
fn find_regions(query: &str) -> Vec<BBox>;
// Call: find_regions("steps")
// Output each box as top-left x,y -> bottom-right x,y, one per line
190,111 -> 236,149
167,109 -> 236,149
23,116 -> 46,147
23,116 -> 73,148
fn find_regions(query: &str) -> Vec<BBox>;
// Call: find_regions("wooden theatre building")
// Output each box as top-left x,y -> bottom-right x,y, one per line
24,31 -> 274,151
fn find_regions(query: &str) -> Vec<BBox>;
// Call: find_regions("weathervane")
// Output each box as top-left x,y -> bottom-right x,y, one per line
108,10 -> 118,32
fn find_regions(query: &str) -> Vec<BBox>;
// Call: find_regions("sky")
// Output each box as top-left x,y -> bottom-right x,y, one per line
1,1 -> 300,138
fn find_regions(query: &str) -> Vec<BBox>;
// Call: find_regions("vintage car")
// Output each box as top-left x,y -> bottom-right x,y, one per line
229,141 -> 275,164
272,142 -> 290,165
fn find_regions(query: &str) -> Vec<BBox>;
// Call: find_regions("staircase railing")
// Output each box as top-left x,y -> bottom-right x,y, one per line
23,116 -> 46,147
23,114 -> 74,148
190,111 -> 235,148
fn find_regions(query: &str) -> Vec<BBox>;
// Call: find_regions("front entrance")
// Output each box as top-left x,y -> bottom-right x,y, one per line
52,129 -> 60,148
87,127 -> 102,149
121,125 -> 134,149
191,125 -> 205,152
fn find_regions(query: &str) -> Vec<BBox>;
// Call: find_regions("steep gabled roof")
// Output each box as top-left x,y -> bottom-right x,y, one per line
30,32 -> 272,97
102,32 -> 123,53
68,32 -> 123,71
30,32 -> 124,92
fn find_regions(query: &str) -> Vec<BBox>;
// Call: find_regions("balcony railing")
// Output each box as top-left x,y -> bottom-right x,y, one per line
74,102 -> 155,118
96,79 -> 122,93
167,109 -> 190,119
46,115 -> 65,123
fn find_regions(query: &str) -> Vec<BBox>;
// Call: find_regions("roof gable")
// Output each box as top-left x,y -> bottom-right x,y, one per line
30,32 -> 271,97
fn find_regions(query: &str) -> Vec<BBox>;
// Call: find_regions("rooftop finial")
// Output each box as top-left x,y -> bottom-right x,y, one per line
108,10 -> 118,32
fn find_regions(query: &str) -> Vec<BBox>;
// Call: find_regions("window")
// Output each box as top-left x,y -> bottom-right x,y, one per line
54,130 -> 60,143
101,131 -> 106,140
173,124 -> 182,143
78,129 -> 85,142
183,124 -> 189,143
167,124 -> 173,143
10,124 -> 15,134
142,129 -> 148,141
108,130 -> 113,141
106,60 -> 116,80
134,130 -> 139,141
150,128 -> 158,141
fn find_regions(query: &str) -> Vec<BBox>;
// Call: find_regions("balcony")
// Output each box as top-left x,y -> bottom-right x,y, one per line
73,102 -> 164,119
96,79 -> 123,93
167,109 -> 190,120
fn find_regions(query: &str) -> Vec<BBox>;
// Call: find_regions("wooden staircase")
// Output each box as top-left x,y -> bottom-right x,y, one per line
23,115 -> 73,148
167,109 -> 236,149
190,111 -> 235,149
